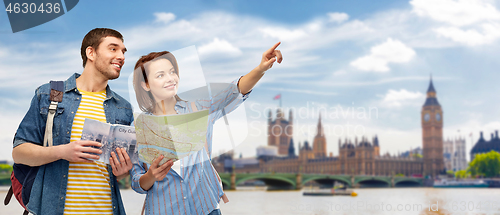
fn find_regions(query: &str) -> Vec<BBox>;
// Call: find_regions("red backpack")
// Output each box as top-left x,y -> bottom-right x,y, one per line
4,81 -> 63,215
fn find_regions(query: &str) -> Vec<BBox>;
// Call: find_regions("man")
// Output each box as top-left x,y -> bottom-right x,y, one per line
12,28 -> 134,215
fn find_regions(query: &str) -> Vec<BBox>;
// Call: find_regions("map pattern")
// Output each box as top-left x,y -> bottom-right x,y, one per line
134,109 -> 209,165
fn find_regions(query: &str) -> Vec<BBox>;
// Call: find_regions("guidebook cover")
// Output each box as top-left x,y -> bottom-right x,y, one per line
81,118 -> 139,164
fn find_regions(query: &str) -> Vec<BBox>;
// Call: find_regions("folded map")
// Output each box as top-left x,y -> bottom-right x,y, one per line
134,109 -> 209,165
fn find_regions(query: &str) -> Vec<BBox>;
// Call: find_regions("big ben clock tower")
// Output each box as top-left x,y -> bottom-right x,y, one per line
421,77 -> 444,178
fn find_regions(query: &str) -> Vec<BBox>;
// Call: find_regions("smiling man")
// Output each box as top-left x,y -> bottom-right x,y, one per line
12,28 -> 134,215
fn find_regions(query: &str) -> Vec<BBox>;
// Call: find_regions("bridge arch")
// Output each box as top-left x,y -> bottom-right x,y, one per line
356,178 -> 390,187
394,178 -> 422,187
302,176 -> 351,187
236,175 -> 296,189
220,178 -> 230,189
354,177 -> 391,185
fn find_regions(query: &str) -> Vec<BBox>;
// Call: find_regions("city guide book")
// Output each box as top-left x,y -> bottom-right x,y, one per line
80,118 -> 139,164
134,109 -> 209,165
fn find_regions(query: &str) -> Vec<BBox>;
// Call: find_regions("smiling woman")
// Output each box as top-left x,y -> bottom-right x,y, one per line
129,43 -> 282,215
133,51 -> 182,115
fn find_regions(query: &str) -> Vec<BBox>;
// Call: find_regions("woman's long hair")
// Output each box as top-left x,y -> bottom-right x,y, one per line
133,51 -> 183,113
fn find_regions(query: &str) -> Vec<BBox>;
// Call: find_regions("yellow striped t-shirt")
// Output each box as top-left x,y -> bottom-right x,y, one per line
63,89 -> 113,215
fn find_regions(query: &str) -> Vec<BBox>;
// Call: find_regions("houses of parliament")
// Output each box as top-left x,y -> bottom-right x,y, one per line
214,78 -> 444,177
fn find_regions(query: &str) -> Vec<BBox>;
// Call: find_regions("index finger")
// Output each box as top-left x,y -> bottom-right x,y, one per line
265,42 -> 281,54
79,140 -> 102,147
152,155 -> 164,168
115,148 -> 126,164
121,148 -> 131,163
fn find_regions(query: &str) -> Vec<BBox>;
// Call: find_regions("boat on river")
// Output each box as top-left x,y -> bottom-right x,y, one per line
433,179 -> 489,188
302,186 -> 357,196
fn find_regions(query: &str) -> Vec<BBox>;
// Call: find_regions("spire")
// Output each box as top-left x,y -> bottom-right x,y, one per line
427,74 -> 436,93
316,113 -> 324,137
288,138 -> 296,157
276,108 -> 283,120
423,74 -> 440,107
304,141 -> 311,150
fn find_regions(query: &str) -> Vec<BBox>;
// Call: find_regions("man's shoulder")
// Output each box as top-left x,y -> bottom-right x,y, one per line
35,73 -> 76,96
34,82 -> 51,96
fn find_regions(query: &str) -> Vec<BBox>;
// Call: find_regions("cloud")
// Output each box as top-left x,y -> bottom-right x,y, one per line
350,38 -> 416,72
332,70 -> 347,76
154,12 -> 176,24
379,89 -> 425,108
411,0 -> 500,46
259,27 -> 307,41
258,87 -> 338,96
0,43 -> 81,89
410,0 -> 500,26
434,23 -> 500,46
327,12 -> 349,23
197,38 -> 242,58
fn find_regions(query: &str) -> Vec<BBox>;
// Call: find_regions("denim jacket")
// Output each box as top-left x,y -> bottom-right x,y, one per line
13,73 -> 134,215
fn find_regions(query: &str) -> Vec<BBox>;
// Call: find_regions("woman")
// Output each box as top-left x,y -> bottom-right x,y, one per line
130,42 -> 282,215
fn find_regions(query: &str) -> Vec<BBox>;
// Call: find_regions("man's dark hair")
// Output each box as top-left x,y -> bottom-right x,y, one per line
81,28 -> 124,68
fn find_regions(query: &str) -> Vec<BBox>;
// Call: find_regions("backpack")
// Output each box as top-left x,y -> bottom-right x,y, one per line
4,81 -> 64,215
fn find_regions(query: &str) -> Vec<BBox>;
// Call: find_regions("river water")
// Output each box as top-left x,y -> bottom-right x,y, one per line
2,186 -> 500,214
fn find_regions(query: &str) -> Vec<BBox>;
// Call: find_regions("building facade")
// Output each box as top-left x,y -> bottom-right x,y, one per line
443,137 -> 467,171
470,131 -> 500,161
216,116 -> 423,176
268,109 -> 293,156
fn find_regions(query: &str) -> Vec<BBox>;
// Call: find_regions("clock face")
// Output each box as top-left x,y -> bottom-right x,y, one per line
436,113 -> 441,121
424,113 -> 430,122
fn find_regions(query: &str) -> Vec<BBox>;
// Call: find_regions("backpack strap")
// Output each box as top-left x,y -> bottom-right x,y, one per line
3,186 -> 13,205
43,81 -> 63,147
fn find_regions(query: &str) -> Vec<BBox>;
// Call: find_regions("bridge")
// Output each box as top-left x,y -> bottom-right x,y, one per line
219,173 -> 423,190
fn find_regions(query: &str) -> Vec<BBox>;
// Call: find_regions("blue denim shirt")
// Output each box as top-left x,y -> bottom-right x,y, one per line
13,73 -> 134,215
131,78 -> 250,215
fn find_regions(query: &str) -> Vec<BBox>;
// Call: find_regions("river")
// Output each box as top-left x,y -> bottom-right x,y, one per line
2,186 -> 500,214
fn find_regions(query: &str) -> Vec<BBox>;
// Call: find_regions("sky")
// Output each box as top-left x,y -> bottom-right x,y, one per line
1,0 -> 500,162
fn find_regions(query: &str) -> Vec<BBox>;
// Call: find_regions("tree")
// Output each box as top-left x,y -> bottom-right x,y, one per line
446,170 -> 454,177
0,164 -> 13,174
468,150 -> 500,178
413,153 -> 423,159
455,170 -> 470,179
